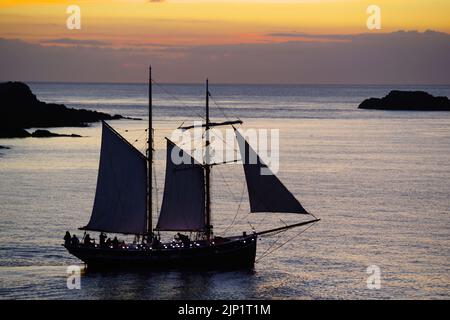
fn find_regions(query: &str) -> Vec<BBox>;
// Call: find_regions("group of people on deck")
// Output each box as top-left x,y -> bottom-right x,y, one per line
64,231 -> 121,248
98,232 -> 122,248
64,231 -> 193,249
64,231 -> 80,246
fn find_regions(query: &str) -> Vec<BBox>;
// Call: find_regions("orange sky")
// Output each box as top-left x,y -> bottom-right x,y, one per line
1,0 -> 449,47
1,1 -> 449,84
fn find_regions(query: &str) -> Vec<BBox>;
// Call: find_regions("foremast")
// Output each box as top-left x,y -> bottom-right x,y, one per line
204,79 -> 212,241
147,66 -> 153,238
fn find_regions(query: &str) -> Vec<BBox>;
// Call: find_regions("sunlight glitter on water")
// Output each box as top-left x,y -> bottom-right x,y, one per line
1,83 -> 449,299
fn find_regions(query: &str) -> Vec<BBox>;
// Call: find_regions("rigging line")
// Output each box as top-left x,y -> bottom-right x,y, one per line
255,229 -> 287,263
279,218 -> 289,228
178,120 -> 240,155
176,136 -> 202,149
256,224 -> 314,263
210,92 -> 242,124
120,128 -> 148,133
258,228 -> 290,238
255,221 -> 318,263
209,94 -> 231,121
151,79 -> 206,121
188,133 -> 207,161
190,131 -> 206,161
254,212 -> 269,230
219,178 -> 247,236
152,163 -> 159,215
207,128 -> 240,155
131,129 -> 147,147
215,161 -> 239,200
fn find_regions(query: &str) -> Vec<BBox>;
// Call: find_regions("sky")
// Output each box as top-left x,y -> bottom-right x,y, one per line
0,0 -> 449,83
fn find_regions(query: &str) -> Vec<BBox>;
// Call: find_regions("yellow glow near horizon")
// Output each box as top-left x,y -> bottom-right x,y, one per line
1,0 -> 449,46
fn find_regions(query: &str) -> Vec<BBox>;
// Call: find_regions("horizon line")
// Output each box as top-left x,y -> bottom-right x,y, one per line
4,80 -> 450,87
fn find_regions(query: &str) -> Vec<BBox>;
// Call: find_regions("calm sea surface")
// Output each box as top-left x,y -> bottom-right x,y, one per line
0,83 -> 449,299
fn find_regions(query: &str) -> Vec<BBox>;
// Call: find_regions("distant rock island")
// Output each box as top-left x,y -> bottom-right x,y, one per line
30,129 -> 83,138
0,81 -> 137,138
359,90 -> 450,111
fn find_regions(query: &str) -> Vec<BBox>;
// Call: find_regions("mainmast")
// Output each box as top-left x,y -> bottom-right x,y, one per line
205,79 -> 212,241
147,66 -> 153,237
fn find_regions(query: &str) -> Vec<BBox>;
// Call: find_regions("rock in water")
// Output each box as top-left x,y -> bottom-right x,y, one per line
0,81 -> 127,138
0,128 -> 31,138
358,90 -> 450,111
30,130 -> 82,138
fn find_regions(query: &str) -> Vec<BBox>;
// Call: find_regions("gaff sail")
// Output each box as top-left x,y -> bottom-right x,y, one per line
156,139 -> 206,231
81,122 -> 148,234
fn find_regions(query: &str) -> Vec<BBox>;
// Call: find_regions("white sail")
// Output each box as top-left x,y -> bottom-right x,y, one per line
82,122 -> 148,234
156,140 -> 206,231
235,129 -> 310,214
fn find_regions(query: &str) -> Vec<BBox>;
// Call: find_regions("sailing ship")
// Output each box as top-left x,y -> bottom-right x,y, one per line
64,67 -> 320,269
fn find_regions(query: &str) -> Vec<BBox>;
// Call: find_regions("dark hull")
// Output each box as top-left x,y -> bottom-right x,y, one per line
65,234 -> 257,270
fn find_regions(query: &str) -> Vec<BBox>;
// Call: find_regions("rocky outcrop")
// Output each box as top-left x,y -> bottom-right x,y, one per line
359,90 -> 450,111
0,81 -> 132,138
30,129 -> 82,138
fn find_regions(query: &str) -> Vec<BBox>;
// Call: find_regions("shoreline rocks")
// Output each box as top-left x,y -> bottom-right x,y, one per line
0,81 -> 139,138
30,129 -> 83,138
359,90 -> 450,111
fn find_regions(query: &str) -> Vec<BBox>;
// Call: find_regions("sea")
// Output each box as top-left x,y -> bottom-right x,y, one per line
0,83 -> 449,299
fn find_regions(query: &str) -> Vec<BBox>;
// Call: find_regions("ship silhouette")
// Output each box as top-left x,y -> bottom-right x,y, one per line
64,67 -> 320,269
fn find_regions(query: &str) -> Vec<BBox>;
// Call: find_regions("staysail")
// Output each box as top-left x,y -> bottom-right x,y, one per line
235,129 -> 310,214
156,140 -> 206,231
82,122 -> 148,234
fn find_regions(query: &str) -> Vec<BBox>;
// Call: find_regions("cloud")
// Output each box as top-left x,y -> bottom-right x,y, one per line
267,30 -> 450,42
0,31 -> 449,84
268,32 -> 353,40
42,38 -> 111,46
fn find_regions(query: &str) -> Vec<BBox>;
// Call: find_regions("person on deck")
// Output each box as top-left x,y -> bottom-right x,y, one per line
151,237 -> 161,248
176,233 -> 190,247
64,231 -> 71,246
99,232 -> 107,247
112,236 -> 119,249
84,234 -> 92,246
71,235 -> 79,246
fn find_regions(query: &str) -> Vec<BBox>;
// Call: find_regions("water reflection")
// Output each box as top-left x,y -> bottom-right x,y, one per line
79,268 -> 257,300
